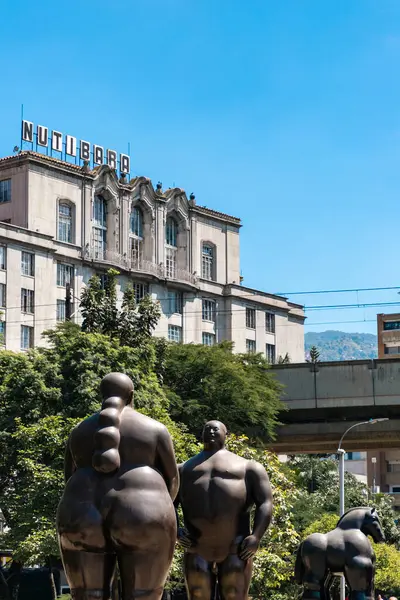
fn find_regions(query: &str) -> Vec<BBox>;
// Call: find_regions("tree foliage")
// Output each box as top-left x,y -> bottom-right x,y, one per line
80,269 -> 161,348
164,342 -> 283,440
288,455 -> 400,546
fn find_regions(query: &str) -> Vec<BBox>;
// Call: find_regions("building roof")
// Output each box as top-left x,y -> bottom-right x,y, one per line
0,152 -> 241,223
192,205 -> 241,225
0,150 -> 95,174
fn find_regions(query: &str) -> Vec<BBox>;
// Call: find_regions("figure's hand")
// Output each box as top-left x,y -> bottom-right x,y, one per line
239,535 -> 260,561
177,527 -> 194,549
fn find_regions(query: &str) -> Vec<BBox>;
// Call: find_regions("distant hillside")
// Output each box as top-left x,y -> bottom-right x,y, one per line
304,330 -> 378,361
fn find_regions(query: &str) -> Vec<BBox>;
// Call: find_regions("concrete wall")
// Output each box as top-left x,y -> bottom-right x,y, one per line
271,359 -> 400,410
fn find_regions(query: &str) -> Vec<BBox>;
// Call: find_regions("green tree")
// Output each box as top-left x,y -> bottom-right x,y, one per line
80,269 -> 161,346
164,342 -> 283,440
288,455 -> 400,546
0,325 -> 199,565
307,345 -> 320,363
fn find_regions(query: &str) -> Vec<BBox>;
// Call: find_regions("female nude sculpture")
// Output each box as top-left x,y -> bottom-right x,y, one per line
175,420 -> 273,600
57,373 -> 179,600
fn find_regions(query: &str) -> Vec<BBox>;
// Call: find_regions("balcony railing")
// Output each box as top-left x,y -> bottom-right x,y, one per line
81,247 -> 198,285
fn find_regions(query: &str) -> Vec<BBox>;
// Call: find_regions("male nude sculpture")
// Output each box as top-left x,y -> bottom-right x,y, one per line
175,420 -> 273,600
57,373 -> 179,600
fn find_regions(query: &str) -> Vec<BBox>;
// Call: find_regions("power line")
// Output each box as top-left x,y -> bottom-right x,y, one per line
306,301 -> 400,311
275,285 -> 400,296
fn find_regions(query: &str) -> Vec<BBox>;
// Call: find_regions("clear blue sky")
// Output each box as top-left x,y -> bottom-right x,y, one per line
1,0 -> 400,335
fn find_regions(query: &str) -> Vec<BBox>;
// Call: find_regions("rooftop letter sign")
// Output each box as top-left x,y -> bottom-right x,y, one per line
21,120 -> 130,175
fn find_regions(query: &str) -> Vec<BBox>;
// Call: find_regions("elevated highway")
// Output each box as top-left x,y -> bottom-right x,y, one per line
269,358 -> 400,453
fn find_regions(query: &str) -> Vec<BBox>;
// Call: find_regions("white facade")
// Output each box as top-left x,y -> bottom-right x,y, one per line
0,151 -> 305,357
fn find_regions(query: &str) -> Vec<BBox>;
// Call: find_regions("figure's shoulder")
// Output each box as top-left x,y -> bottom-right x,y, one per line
245,458 -> 269,480
223,449 -> 249,466
70,413 -> 99,439
181,452 -> 203,471
123,408 -> 168,432
71,412 -> 100,435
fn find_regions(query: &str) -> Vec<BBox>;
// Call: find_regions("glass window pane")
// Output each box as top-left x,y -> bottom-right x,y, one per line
58,203 -> 73,243
166,218 -> 177,247
21,252 -> 34,276
0,246 -> 6,270
168,325 -> 182,343
202,244 -> 214,280
130,207 -> 143,237
202,332 -> 215,346
246,308 -> 256,329
0,180 -> 11,203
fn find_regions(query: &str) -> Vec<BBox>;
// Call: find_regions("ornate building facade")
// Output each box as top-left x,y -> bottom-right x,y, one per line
0,151 -> 305,359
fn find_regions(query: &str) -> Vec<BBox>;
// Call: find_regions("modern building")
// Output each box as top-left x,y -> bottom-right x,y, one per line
377,313 -> 400,358
0,151 -> 305,357
372,312 -> 400,504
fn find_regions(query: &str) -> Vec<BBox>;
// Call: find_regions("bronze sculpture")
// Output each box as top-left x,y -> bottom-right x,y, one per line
175,420 -> 273,600
57,373 -> 179,600
295,507 -> 385,600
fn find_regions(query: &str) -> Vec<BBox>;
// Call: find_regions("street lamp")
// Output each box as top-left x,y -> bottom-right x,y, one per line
337,417 -> 389,600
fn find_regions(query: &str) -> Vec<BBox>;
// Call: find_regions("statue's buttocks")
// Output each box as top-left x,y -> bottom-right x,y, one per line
56,373 -> 179,600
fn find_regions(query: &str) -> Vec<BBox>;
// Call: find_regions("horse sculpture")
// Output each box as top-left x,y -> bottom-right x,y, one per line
295,507 -> 385,600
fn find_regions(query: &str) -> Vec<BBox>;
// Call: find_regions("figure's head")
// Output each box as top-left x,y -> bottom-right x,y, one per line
202,420 -> 227,450
100,373 -> 134,405
361,507 -> 385,543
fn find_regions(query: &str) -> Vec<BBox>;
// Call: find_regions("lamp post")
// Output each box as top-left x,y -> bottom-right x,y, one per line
337,418 -> 389,600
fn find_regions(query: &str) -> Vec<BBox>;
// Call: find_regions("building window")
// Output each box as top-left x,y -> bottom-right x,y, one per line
0,180 -> 11,203
246,307 -> 256,329
266,343 -> 276,364
202,299 -> 216,322
21,325 -> 34,350
58,202 -> 73,243
388,463 -> 400,473
265,312 -> 275,334
130,207 -> 143,265
0,321 -> 5,344
202,332 -> 215,346
345,452 -> 363,460
21,252 -> 35,277
0,246 -> 6,270
57,299 -> 66,322
92,196 -> 107,258
384,345 -> 400,355
132,282 -> 149,304
201,244 -> 214,281
166,217 -> 178,247
57,263 -> 74,288
165,218 -> 177,279
391,486 -> 400,494
383,321 -> 400,331
167,290 -> 182,315
246,339 -> 256,354
21,289 -> 34,314
168,324 -> 182,343
0,283 -> 5,308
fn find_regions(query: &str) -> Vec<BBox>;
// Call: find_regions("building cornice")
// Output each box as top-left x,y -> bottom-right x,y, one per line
191,205 -> 241,227
224,283 -> 306,318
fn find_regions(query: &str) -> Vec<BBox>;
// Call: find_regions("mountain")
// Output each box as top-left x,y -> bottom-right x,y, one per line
304,330 -> 378,361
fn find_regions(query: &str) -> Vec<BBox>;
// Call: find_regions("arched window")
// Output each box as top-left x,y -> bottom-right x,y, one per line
58,202 -> 73,243
130,206 -> 143,265
92,195 -> 107,258
165,217 -> 178,278
202,243 -> 215,281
